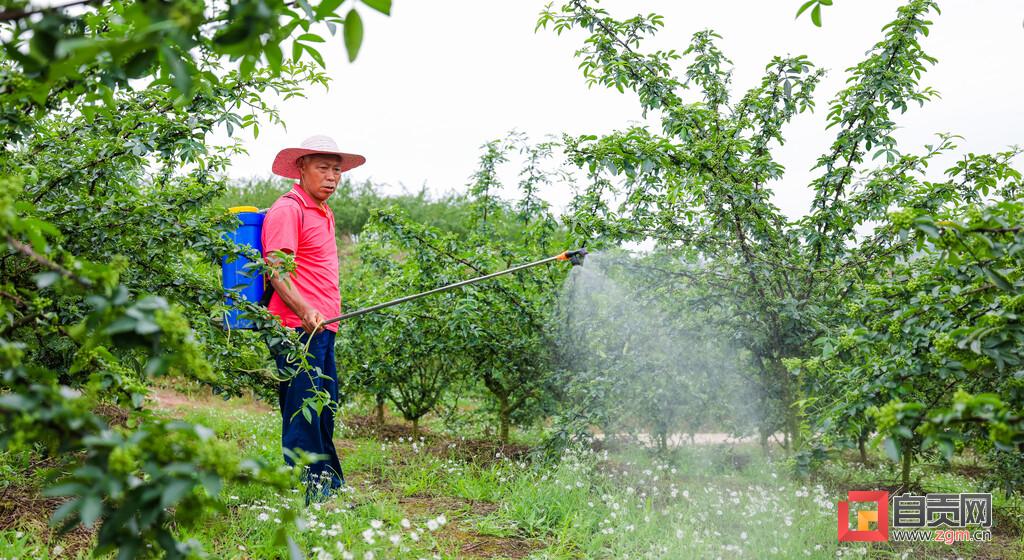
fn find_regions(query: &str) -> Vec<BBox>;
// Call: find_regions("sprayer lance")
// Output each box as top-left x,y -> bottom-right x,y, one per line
322,248 -> 587,326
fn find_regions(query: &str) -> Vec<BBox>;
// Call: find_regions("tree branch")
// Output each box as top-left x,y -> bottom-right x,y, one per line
0,0 -> 103,23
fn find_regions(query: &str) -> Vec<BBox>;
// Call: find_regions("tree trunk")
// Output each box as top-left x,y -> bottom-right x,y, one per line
782,365 -> 801,452
756,361 -> 772,456
772,354 -> 801,453
411,417 -> 419,438
498,394 -> 510,444
901,446 -> 913,491
786,409 -> 801,451
858,432 -> 868,463
375,395 -> 385,427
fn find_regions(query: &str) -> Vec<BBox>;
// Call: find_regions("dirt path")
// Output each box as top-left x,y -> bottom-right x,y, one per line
148,385 -> 273,415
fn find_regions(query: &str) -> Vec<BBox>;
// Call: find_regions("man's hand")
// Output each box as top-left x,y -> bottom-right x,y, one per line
300,308 -> 326,334
265,254 -> 327,334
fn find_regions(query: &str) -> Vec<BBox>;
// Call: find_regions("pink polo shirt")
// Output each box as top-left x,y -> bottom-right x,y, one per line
261,184 -> 341,332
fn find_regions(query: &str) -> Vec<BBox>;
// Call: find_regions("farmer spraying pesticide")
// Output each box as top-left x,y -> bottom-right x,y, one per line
262,135 -> 365,502
220,134 -> 585,502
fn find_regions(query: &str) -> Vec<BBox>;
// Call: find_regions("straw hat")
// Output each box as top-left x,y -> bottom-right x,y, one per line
271,135 -> 366,179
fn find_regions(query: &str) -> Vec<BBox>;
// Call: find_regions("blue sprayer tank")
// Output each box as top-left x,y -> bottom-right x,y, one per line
222,206 -> 265,329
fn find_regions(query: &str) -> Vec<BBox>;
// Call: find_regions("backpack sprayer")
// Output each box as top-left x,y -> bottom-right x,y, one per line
221,206 -> 587,329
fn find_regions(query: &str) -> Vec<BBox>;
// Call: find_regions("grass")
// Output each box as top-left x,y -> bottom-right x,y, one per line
1,386 -> 1022,559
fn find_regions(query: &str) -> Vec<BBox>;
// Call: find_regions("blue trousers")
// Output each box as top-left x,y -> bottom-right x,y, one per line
274,328 -> 344,502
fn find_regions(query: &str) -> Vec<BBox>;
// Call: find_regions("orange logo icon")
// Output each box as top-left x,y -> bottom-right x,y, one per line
838,490 -> 889,542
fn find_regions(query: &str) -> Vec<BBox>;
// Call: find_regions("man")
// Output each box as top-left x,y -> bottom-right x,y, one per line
262,135 -> 365,502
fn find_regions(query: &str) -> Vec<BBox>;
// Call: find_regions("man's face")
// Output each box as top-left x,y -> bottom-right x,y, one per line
298,154 -> 343,204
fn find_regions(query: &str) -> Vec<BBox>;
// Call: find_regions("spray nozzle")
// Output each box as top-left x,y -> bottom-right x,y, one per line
558,248 -> 588,267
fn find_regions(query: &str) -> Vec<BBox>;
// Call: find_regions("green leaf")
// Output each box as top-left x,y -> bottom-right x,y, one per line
239,54 -> 256,78
34,271 -> 61,288
882,437 -> 901,462
362,0 -> 391,15
795,0 -> 817,19
0,393 -> 32,411
194,424 -> 214,441
316,0 -> 346,18
914,217 -> 940,239
811,5 -> 822,27
160,479 -> 193,509
80,495 -> 102,527
123,49 -> 157,79
159,46 -> 192,95
116,541 -> 141,560
937,439 -> 954,461
287,536 -> 304,560
344,8 -> 364,62
134,319 -> 161,335
983,267 -> 1013,291
50,499 -> 79,527
295,0 -> 316,20
305,45 -> 326,67
43,483 -> 83,498
265,42 -> 283,72
105,316 -> 138,335
200,473 -> 222,496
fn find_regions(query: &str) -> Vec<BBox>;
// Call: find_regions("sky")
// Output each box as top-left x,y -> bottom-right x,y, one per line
220,0 -> 1024,220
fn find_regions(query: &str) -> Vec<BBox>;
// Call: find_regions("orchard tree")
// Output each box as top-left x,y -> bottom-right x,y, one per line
340,135 -> 569,443
538,0 -> 1022,467
461,136 -> 568,443
540,0 -> 1023,488
338,213 -> 473,435
807,168 -> 1024,490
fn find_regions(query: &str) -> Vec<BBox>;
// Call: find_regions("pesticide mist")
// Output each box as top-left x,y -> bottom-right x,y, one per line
554,251 -> 760,451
